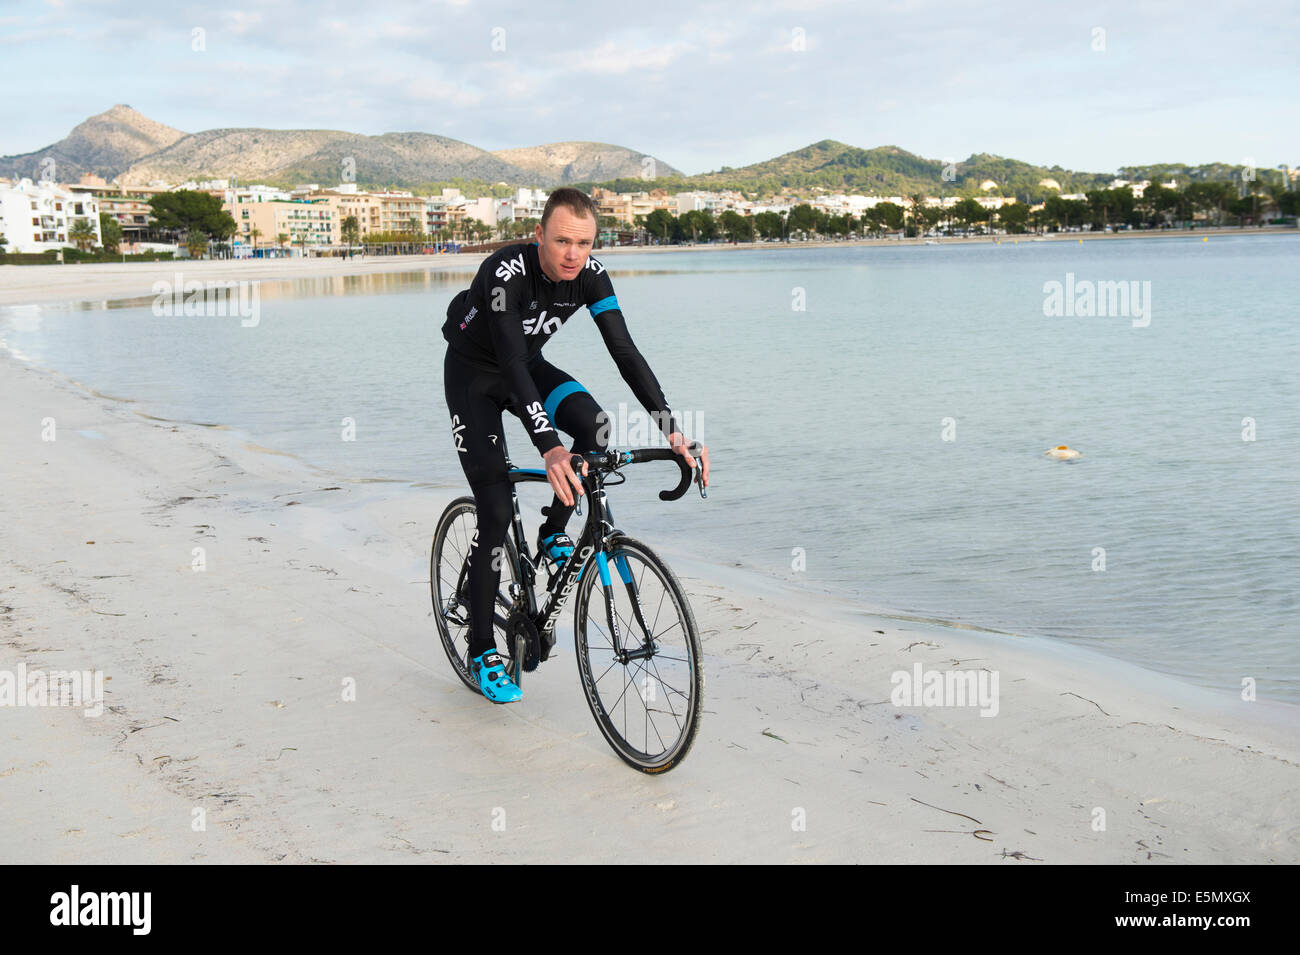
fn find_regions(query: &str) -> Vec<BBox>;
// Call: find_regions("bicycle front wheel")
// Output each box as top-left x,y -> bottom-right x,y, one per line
573,535 -> 704,774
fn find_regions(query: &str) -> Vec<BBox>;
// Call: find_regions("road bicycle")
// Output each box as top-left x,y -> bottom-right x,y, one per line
430,434 -> 707,774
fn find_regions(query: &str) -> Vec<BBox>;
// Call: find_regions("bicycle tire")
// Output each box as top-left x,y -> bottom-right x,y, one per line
573,534 -> 704,773
430,496 -> 522,694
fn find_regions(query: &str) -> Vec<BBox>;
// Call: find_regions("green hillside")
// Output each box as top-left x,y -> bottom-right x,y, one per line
572,140 -> 1271,201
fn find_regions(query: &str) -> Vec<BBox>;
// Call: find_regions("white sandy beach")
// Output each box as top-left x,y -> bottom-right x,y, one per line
1,328 -> 1298,862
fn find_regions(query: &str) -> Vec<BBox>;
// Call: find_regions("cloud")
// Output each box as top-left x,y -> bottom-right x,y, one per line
0,25 -> 75,46
221,10 -> 264,35
2,0 -> 1297,173
566,39 -> 690,75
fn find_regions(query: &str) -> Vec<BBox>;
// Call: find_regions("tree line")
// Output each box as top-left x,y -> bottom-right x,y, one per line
633,182 -> 1299,243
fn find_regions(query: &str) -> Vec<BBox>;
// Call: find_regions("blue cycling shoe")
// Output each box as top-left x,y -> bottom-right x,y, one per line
470,649 -> 522,703
538,531 -> 583,581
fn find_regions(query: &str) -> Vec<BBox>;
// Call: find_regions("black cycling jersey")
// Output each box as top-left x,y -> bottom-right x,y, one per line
442,241 -> 679,454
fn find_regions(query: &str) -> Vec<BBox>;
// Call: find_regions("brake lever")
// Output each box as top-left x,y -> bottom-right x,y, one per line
690,442 -> 707,499
569,453 -> 585,517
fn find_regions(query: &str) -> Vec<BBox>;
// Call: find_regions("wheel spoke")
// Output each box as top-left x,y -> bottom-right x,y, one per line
590,655 -> 620,687
586,617 -> 617,653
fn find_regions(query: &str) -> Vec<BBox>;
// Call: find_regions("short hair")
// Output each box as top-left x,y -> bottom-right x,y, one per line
541,188 -> 598,230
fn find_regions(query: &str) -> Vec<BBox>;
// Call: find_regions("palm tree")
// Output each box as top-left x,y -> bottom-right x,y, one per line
341,216 -> 360,257
277,232 -> 289,255
249,226 -> 262,252
907,192 -> 926,237
68,217 -> 97,252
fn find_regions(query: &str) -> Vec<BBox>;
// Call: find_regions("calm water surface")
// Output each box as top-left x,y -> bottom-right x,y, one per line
3,235 -> 1297,701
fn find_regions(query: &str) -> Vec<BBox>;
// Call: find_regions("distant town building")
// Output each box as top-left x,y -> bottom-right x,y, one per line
224,195 -> 337,253
73,175 -> 172,247
592,187 -> 675,225
459,194 -> 497,228
509,187 -> 548,222
0,177 -> 102,253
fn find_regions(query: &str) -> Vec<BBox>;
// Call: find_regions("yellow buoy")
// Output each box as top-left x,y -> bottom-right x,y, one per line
1202,236 -> 1208,242
1045,445 -> 1081,461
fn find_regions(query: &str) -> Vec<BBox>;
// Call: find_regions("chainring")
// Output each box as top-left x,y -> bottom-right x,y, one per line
507,606 -> 542,672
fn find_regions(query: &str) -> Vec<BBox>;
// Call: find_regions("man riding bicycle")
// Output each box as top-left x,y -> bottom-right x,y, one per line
442,187 -> 710,703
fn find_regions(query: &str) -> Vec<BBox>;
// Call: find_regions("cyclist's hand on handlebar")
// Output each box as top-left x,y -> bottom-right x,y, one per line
668,432 -> 709,487
542,445 -> 587,506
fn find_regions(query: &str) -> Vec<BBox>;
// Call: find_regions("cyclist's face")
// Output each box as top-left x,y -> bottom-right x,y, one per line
536,207 -> 596,282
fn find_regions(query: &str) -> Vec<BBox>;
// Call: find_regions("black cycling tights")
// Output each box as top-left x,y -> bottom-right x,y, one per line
443,347 -> 608,657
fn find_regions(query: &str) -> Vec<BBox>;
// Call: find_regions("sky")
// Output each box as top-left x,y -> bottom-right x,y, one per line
2,0 -> 1297,176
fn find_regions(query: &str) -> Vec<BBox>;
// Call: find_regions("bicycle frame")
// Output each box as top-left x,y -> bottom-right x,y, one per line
501,456 -> 647,658
448,428 -> 702,675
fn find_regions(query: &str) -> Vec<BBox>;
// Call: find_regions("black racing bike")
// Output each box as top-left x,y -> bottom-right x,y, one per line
430,433 -> 707,774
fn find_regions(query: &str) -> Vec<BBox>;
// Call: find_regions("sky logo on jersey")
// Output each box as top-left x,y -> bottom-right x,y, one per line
495,253 -> 526,282
524,401 -> 554,435
451,414 -> 467,453
585,257 -> 606,275
522,311 -> 562,336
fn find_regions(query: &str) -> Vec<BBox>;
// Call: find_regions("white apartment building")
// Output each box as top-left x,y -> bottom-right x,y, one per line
226,184 -> 292,204
509,187 -> 548,222
674,191 -> 732,215
920,196 -> 962,209
818,194 -> 878,215
460,195 -> 497,229
1108,179 -> 1177,199
748,200 -> 795,216
0,177 -> 102,253
179,178 -> 231,191
494,198 -> 515,228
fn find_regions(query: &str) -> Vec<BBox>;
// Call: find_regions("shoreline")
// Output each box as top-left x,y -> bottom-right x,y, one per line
9,337 -> 1291,711
2,346 -> 1298,863
1,225 -> 1294,310
3,236 -> 1297,709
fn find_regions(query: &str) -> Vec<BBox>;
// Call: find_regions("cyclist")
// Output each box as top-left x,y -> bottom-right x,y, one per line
442,187 -> 710,703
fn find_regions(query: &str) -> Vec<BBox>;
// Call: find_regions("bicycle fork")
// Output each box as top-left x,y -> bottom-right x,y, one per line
584,489 -> 657,663
596,549 -> 658,663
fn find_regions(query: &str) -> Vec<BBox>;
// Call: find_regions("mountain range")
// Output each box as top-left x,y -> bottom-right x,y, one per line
0,105 -> 684,193
0,105 -> 1264,200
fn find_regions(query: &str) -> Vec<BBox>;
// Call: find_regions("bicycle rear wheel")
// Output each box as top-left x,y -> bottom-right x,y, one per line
573,535 -> 704,773
430,496 -> 522,693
